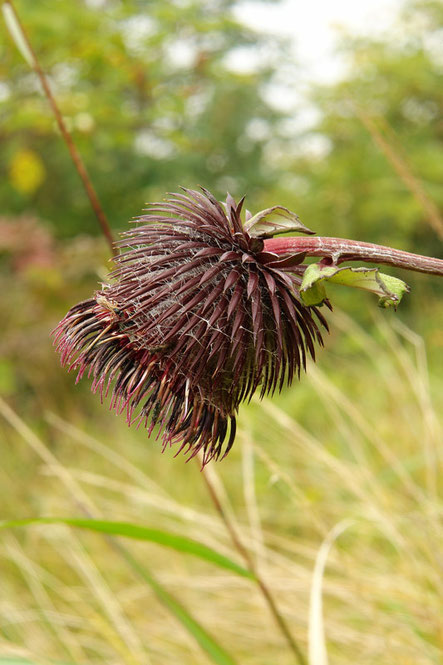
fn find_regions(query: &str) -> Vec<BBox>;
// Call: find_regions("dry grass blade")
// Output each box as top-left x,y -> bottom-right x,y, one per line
0,397 -> 244,664
308,521 -> 353,665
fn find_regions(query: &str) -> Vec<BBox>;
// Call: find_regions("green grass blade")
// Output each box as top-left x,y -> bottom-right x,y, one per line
0,518 -> 253,579
121,547 -> 239,665
0,521 -> 241,665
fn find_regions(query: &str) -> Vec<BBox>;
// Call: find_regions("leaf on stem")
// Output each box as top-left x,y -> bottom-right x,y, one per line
244,206 -> 315,238
300,263 -> 410,308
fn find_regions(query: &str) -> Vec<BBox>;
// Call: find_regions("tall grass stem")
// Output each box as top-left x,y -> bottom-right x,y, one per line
199,459 -> 308,665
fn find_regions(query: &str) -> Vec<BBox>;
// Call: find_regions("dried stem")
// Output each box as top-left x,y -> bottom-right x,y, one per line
3,1 -> 116,256
199,460 -> 307,665
265,236 -> 443,277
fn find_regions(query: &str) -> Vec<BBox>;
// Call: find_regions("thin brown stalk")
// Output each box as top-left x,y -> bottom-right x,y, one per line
353,103 -> 443,240
265,236 -> 443,276
198,459 -> 307,665
3,1 -> 116,256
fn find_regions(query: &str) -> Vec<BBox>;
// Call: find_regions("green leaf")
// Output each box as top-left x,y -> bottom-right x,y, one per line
300,263 -> 410,308
0,519 -> 241,665
244,206 -> 315,238
0,518 -> 254,579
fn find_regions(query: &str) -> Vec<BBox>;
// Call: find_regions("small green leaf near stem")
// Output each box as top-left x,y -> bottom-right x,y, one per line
300,263 -> 410,308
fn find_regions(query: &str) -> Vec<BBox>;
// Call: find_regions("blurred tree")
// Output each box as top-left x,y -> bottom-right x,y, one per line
1,1 -> 441,252
279,0 -> 443,257
0,0 -> 287,237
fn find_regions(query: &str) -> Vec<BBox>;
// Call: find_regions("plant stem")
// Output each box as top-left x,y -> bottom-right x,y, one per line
199,461 -> 307,665
264,236 -> 443,277
3,1 -> 116,256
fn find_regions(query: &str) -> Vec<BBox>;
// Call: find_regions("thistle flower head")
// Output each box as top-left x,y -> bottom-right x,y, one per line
54,188 -> 328,464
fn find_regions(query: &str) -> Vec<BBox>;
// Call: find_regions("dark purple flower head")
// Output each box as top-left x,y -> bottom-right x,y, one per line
54,188 -> 328,464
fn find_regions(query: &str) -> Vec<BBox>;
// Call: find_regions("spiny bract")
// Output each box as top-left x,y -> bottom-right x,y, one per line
54,188 -> 328,464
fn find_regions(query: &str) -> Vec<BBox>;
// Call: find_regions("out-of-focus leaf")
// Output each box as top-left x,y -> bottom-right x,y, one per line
300,263 -> 410,308
9,149 -> 46,195
2,2 -> 34,67
0,360 -> 16,395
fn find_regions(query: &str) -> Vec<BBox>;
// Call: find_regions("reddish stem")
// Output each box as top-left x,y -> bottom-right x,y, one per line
264,236 -> 443,277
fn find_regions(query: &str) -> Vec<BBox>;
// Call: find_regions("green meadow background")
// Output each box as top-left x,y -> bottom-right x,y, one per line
0,1 -> 442,663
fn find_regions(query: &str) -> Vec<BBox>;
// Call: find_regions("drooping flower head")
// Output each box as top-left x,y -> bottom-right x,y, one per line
54,188 -> 329,464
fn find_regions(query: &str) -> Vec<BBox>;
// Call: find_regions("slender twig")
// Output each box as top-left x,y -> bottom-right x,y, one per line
264,236 -> 443,276
3,1 -> 116,256
198,460 -> 307,665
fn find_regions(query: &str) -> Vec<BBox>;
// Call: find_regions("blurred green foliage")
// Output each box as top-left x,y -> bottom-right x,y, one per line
283,0 -> 443,257
1,0 -> 286,237
1,0 -> 441,254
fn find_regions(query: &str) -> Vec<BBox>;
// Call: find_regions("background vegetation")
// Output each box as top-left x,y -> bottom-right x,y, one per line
0,0 -> 442,663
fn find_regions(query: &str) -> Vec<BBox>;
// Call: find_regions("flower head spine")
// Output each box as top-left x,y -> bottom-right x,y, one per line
54,188 -> 328,463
